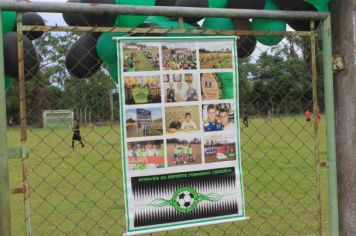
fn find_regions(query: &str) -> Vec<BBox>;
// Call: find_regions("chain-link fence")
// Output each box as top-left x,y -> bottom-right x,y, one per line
3,10 -> 332,236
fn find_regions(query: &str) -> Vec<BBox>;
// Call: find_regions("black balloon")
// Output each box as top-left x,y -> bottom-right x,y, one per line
132,22 -> 162,36
3,32 -> 40,79
65,33 -> 102,78
22,12 -> 45,40
273,0 -> 304,10
80,0 -> 117,26
227,0 -> 265,9
156,0 -> 177,6
233,19 -> 256,58
174,0 -> 208,24
286,2 -> 319,31
63,0 -> 88,26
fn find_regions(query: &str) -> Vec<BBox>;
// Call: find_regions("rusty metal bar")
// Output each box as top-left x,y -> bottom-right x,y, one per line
16,13 -> 32,236
178,17 -> 184,29
0,1 -> 328,20
11,188 -> 25,194
0,9 -> 12,236
310,21 -> 322,236
20,25 -> 312,36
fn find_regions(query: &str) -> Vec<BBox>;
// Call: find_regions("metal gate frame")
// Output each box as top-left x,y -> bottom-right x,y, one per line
0,2 -> 338,236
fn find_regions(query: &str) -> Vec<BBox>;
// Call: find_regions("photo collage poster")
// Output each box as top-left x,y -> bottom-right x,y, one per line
116,37 -> 246,235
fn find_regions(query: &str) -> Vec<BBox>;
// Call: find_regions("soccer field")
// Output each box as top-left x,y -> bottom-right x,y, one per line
7,115 -> 329,235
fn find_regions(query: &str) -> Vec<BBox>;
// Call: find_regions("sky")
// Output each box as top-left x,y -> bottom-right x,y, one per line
32,0 -> 67,26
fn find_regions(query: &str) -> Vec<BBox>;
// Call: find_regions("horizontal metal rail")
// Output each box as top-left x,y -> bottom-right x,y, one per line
21,25 -> 311,36
0,1 -> 328,20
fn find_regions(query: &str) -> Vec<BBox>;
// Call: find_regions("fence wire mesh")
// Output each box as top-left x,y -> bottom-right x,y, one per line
6,23 -> 329,236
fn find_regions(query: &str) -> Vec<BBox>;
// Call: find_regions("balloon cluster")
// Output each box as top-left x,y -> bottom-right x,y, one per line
60,0 -> 328,82
3,12 -> 44,91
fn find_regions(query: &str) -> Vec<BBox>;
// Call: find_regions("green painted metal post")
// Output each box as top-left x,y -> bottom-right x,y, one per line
0,10 -> 12,236
322,15 -> 339,236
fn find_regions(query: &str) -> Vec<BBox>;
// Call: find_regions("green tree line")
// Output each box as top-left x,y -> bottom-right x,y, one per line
5,32 -> 323,126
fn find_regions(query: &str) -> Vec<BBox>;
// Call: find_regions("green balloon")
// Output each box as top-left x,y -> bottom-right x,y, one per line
107,63 -> 118,84
2,11 -> 16,34
251,0 -> 286,46
313,3 -> 329,12
306,0 -> 329,12
4,75 -> 12,91
305,0 -> 329,6
217,72 -> 233,99
97,32 -> 126,64
203,18 -> 234,30
145,16 -> 196,36
115,0 -> 155,27
208,0 -> 228,8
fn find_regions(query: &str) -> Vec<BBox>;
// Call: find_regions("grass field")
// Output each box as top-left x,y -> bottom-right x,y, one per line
7,115 -> 329,235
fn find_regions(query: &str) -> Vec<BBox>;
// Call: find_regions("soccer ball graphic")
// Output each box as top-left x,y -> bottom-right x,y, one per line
177,191 -> 195,208
172,187 -> 199,213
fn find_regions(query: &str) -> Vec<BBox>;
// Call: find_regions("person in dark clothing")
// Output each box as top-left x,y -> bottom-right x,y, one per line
242,109 -> 249,128
72,119 -> 84,148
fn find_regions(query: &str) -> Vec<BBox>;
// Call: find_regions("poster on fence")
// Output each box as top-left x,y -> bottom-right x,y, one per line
115,36 -> 246,235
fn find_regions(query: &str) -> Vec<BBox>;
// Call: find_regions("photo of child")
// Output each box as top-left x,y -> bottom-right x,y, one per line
166,137 -> 202,166
162,42 -> 197,70
204,134 -> 236,163
127,140 -> 165,170
164,73 -> 199,103
165,105 -> 200,134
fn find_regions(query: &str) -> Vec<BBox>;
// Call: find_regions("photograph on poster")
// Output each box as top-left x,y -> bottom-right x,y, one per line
164,73 -> 199,102
204,133 -> 236,163
165,105 -> 200,134
124,75 -> 161,104
123,42 -> 160,72
126,107 -> 163,138
199,41 -> 233,69
201,72 -> 234,100
127,140 -> 165,170
166,137 -> 202,166
202,103 -> 235,132
162,42 -> 197,70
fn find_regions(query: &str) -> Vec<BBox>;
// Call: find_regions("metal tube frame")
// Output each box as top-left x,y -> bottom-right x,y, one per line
0,1 -> 328,20
0,10 -> 12,236
322,15 -> 339,236
0,2 -> 339,236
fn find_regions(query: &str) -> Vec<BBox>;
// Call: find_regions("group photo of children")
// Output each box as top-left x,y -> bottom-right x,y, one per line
164,73 -> 199,102
162,42 -> 197,70
124,75 -> 161,104
123,42 -> 160,72
199,42 -> 233,69
127,140 -> 165,170
166,137 -> 202,167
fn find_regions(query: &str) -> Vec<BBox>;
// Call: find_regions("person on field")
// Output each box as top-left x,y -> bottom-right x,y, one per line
72,119 -> 84,148
242,109 -> 249,128
304,109 -> 312,127
8,117 -> 14,130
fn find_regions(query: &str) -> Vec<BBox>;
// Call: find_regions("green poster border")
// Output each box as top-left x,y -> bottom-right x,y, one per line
115,36 -> 246,234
